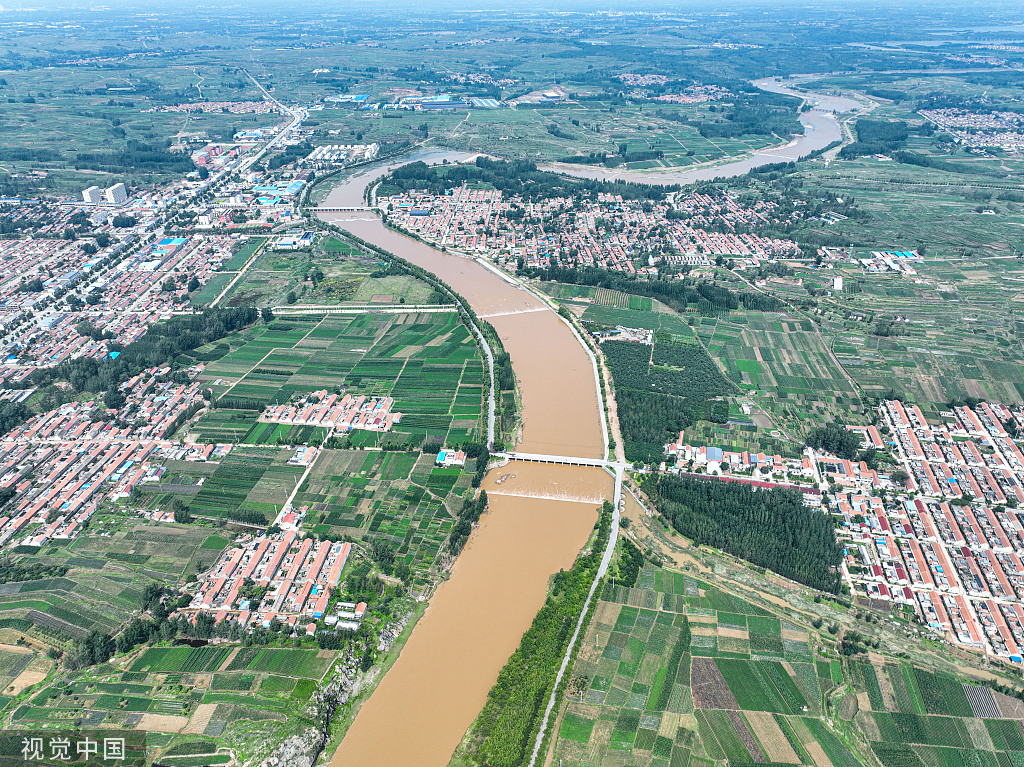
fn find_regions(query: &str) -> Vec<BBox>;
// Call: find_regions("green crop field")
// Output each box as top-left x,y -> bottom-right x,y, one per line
581,303 -> 694,337
133,448 -> 305,524
130,646 -> 229,674
213,233 -> 443,309
296,447 -> 477,590
221,238 -> 269,272
694,309 -> 860,429
552,557 -> 1022,767
0,521 -> 228,647
7,641 -> 321,764
811,257 -> 1024,406
193,311 -> 484,450
243,648 -> 334,680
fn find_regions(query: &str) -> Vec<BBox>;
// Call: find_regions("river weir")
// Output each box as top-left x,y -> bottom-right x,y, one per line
318,84 -> 857,760
319,162 -> 611,767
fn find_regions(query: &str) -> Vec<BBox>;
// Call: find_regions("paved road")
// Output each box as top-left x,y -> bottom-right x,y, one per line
528,464 -> 623,767
494,451 -> 631,471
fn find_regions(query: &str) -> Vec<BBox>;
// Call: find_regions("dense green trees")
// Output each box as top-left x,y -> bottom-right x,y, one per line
643,475 -> 842,593
616,389 -> 703,464
212,396 -> 266,411
266,142 -> 312,170
604,338 -> 730,401
840,119 -> 909,158
601,341 -> 654,390
65,630 -> 115,670
695,90 -> 802,139
806,422 -> 861,460
76,320 -> 113,342
559,149 -> 664,167
602,338 -> 732,463
447,491 -> 488,555
615,538 -> 644,588
229,508 -> 267,526
74,140 -> 192,174
370,539 -> 396,575
0,400 -> 32,439
471,501 -> 612,767
387,156 -> 672,202
873,317 -> 904,338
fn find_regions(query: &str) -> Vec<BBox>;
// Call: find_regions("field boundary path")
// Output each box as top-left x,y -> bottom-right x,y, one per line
527,463 -> 622,767
272,303 -> 456,315
210,238 -> 268,307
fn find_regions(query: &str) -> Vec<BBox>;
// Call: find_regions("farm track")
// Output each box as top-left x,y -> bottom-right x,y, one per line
730,267 -> 864,405
211,238 -> 269,307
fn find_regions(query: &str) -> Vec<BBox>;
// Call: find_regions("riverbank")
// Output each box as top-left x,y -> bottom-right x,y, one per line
315,160 -> 613,767
539,78 -> 865,186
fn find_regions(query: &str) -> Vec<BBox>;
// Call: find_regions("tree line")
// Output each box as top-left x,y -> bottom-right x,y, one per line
447,491 -> 488,555
522,265 -> 782,315
73,140 -> 193,175
806,422 -> 861,460
642,475 -> 843,594
387,156 -> 674,202
468,500 -> 612,767
0,556 -> 69,585
694,91 -> 803,139
28,306 -> 258,396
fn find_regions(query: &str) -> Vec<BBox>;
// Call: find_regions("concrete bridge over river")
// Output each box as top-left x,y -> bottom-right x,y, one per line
491,451 -> 631,471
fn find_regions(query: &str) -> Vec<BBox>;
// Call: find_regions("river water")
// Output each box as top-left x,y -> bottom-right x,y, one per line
320,163 -> 609,767
321,79 -> 853,762
539,79 -> 862,186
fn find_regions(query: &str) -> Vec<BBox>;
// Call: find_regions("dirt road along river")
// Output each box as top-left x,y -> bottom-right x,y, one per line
320,81 -> 858,759
320,160 -> 611,767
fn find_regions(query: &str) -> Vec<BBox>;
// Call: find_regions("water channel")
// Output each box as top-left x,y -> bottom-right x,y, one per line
321,158 -> 610,767
321,80 -> 856,764
540,78 -> 862,185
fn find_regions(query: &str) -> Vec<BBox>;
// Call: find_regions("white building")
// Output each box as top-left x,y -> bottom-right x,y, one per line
82,183 -> 128,205
105,183 -> 128,205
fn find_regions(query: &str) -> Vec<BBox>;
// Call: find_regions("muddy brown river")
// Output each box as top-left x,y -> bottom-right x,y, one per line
540,79 -> 863,185
320,79 -> 858,759
320,162 -> 609,767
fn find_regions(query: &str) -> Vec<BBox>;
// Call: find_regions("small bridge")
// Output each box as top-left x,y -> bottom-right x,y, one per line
315,206 -> 373,212
493,451 -> 630,471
